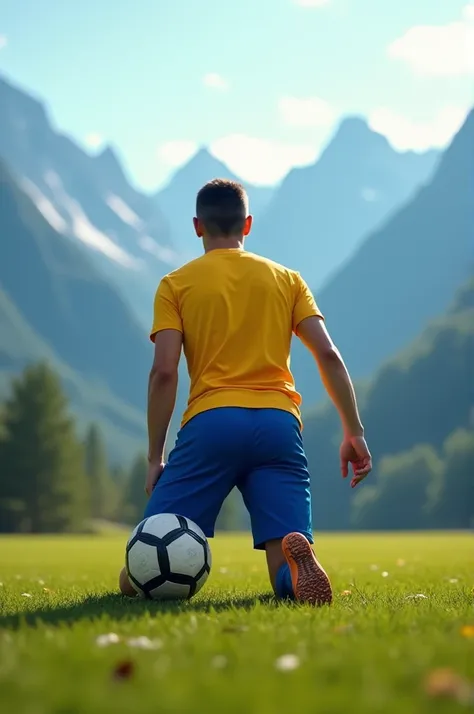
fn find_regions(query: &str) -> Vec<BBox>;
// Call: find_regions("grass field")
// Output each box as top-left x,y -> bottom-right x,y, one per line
0,532 -> 473,714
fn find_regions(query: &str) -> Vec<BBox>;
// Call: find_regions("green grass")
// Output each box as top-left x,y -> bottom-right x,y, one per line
0,533 -> 473,714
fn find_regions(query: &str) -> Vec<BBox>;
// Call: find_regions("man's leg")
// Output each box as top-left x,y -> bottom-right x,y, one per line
119,408 -> 249,596
239,409 -> 332,606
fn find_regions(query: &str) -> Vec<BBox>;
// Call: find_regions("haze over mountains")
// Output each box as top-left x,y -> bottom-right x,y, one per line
253,117 -> 440,289
291,108 -> 474,407
0,72 -> 472,461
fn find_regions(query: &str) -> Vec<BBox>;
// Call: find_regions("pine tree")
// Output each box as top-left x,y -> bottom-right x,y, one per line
84,424 -> 114,520
0,362 -> 88,533
121,454 -> 148,525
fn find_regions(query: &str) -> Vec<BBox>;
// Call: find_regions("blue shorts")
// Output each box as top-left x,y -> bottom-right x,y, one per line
144,407 -> 312,550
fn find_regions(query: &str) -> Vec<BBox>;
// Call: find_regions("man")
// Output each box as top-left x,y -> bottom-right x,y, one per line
119,178 -> 371,605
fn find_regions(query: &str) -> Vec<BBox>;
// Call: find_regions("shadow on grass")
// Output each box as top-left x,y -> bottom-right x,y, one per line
0,593 -> 276,630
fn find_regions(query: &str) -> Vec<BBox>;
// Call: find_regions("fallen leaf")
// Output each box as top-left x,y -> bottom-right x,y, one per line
460,625 -> 474,639
396,559 -> 406,567
424,668 -> 473,704
341,590 -> 352,596
112,659 -> 135,681
275,654 -> 300,672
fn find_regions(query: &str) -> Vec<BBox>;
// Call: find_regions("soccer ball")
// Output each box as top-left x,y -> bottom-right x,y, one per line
125,513 -> 212,600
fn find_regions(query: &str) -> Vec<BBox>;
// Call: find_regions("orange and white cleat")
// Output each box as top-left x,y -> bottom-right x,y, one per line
282,532 -> 333,606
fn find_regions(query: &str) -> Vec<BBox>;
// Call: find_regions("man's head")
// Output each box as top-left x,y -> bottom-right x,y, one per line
194,178 -> 252,243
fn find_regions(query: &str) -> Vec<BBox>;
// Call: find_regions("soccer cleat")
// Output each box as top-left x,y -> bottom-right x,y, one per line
282,532 -> 333,606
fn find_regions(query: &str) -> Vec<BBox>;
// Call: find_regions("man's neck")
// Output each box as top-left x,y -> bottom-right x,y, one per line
203,237 -> 245,253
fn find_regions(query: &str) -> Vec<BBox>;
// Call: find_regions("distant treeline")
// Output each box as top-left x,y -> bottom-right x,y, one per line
0,363 -> 242,534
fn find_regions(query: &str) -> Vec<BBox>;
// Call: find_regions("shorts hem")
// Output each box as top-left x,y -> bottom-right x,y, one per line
253,529 -> 314,551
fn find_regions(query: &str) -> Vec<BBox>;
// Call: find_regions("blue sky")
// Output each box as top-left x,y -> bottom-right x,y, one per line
0,0 -> 473,190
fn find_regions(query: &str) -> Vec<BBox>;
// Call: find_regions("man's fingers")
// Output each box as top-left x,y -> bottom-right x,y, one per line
341,457 -> 349,478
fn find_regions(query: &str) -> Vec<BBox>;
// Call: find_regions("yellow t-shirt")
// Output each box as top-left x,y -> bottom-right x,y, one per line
150,249 -> 323,428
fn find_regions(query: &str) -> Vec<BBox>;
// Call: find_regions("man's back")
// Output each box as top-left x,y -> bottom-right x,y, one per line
151,249 -> 322,426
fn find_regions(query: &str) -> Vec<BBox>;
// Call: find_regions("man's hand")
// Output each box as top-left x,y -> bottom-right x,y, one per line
145,461 -> 165,497
340,436 -> 372,488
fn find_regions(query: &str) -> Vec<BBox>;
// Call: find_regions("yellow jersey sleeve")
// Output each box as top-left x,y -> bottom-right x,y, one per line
150,277 -> 183,342
292,272 -> 324,332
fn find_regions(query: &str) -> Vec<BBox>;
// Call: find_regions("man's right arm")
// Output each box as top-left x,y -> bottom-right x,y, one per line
296,315 -> 372,486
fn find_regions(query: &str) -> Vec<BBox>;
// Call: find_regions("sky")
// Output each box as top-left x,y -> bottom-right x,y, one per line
0,0 -> 473,191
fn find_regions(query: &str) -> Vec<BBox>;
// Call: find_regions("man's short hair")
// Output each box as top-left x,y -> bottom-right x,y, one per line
196,178 -> 249,237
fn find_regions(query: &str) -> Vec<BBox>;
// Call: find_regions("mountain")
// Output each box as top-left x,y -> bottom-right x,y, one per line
302,275 -> 474,531
252,116 -> 439,289
156,148 -> 275,261
291,109 -> 474,408
0,158 -> 149,460
0,74 -> 177,328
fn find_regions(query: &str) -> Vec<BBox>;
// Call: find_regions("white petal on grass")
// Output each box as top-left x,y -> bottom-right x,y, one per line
95,633 -> 121,647
21,592 -> 32,597
127,636 -> 162,650
275,654 -> 301,671
370,564 -> 379,571
219,567 -> 229,574
406,594 -> 429,600
449,578 -> 459,584
211,655 -> 228,669
382,571 -> 389,578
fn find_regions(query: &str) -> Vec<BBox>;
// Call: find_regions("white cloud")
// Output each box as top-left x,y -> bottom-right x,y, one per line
84,133 -> 105,149
0,35 -> 7,49
293,0 -> 330,6
158,140 -> 198,167
369,106 -> 468,151
278,96 -> 336,127
388,5 -> 474,76
202,73 -> 229,91
464,3 -> 474,20
210,134 -> 318,184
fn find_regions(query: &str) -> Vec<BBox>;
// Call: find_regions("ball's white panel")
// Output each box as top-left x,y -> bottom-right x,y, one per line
194,569 -> 210,596
206,542 -> 212,571
126,521 -> 142,547
149,581 -> 190,601
167,532 -> 207,578
127,541 -> 160,586
183,517 -> 207,542
141,513 -> 181,538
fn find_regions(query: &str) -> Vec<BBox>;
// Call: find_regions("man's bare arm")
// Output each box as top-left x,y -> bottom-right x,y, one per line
147,329 -> 182,464
296,316 -> 363,437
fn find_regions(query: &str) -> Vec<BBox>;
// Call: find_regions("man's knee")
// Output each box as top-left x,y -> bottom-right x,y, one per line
119,567 -> 137,597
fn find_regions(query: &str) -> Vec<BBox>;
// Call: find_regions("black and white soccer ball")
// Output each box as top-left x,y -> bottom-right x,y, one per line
125,513 -> 212,600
